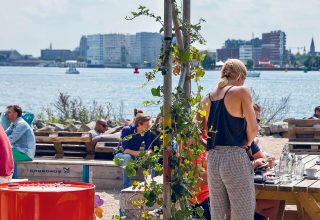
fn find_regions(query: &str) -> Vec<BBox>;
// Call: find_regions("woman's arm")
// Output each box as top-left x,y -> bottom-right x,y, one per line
195,96 -> 211,145
240,87 -> 258,146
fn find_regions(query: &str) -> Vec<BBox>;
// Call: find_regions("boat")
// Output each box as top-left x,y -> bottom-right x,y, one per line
65,67 -> 80,74
247,70 -> 260,77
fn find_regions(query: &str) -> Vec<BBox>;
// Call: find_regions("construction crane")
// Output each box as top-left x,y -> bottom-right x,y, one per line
288,46 -> 306,54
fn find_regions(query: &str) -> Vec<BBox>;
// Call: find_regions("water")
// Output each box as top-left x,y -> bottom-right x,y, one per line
0,66 -> 319,119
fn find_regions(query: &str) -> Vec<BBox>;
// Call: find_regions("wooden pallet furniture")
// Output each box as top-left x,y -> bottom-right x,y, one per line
35,131 -> 94,159
13,158 -> 144,190
93,132 -> 121,159
287,119 -> 320,154
120,155 -> 320,219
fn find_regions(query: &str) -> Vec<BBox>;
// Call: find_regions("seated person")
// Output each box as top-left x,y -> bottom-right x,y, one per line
89,119 -> 109,144
252,103 -> 284,220
308,105 -> 320,119
5,105 -> 36,161
0,125 -> 14,183
129,108 -> 143,125
114,113 -> 156,188
0,112 -> 11,130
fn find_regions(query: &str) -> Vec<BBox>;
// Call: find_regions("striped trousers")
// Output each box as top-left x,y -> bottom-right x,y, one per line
207,146 -> 255,220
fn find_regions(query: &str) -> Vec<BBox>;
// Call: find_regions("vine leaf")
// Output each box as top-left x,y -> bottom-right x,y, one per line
151,86 -> 162,97
197,109 -> 207,118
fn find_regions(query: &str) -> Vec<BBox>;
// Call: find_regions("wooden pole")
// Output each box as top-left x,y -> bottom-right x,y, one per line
183,0 -> 191,99
163,0 -> 172,219
172,3 -> 183,51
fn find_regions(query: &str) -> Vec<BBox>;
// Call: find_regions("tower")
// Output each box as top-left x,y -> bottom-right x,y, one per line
310,37 -> 315,56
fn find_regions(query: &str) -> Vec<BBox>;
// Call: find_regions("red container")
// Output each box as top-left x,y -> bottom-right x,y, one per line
0,181 -> 95,220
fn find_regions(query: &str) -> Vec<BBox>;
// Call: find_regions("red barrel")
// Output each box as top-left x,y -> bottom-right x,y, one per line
0,181 -> 95,220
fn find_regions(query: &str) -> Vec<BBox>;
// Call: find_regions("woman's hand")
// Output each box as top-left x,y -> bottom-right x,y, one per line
252,158 -> 267,169
266,155 -> 276,169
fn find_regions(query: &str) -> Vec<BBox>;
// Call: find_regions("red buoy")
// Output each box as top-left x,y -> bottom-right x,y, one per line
134,67 -> 139,74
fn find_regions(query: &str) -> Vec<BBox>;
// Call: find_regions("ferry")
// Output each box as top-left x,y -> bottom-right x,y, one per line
65,66 -> 80,74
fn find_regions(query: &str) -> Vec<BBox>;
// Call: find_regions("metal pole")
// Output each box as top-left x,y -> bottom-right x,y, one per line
163,0 -> 172,219
183,0 -> 191,100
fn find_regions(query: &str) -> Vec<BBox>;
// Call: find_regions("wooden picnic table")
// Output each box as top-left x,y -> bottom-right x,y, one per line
255,154 -> 320,220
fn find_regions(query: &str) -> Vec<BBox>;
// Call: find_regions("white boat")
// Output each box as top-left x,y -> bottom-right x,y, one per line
247,70 -> 260,77
65,67 -> 80,74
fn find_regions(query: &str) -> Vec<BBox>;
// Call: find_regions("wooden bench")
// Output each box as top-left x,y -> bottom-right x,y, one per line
35,131 -> 94,159
13,158 -> 144,190
287,119 -> 320,154
93,132 -> 121,159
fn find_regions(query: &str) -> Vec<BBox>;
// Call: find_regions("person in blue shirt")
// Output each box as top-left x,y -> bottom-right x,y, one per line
114,113 -> 157,188
5,105 -> 36,161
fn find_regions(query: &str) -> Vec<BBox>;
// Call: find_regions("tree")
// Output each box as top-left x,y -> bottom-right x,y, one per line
117,2 -> 207,219
201,53 -> 215,70
246,59 -> 254,69
77,56 -> 86,62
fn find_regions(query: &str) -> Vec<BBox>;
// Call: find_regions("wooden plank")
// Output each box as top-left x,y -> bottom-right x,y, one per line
289,127 -> 320,132
293,179 -> 318,192
25,176 -> 82,182
255,190 -> 297,203
53,142 -> 64,158
17,163 -> 83,178
84,142 -> 94,159
288,142 -> 320,145
263,182 -> 279,191
295,192 -> 320,219
289,138 -> 320,142
36,136 -> 91,143
95,146 -> 115,153
287,119 -> 320,126
304,155 -> 319,168
96,141 -> 120,147
279,180 -> 303,192
91,178 -> 123,190
17,158 -> 116,166
90,166 -> 122,179
295,199 -> 305,220
309,181 -> 320,193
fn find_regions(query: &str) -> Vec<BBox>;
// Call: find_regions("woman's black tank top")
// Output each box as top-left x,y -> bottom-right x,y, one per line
206,86 -> 247,150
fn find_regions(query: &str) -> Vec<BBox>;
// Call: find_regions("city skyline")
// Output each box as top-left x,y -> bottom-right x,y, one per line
1,0 -> 319,56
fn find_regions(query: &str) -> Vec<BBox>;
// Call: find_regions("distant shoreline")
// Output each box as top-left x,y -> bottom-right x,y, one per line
1,64 -> 319,72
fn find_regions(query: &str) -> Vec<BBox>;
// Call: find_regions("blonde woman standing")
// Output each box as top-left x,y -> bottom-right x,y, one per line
198,59 -> 258,219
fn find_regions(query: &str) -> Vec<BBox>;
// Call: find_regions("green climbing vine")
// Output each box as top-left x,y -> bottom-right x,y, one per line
115,2 -> 208,219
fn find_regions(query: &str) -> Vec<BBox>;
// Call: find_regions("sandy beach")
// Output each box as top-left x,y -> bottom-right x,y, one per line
96,136 -> 288,219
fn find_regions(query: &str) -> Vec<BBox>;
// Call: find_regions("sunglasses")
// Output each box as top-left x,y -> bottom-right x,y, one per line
100,124 -> 107,128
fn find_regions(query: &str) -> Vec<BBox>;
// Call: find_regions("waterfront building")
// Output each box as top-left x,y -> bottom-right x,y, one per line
216,31 -> 287,67
261,30 -> 286,67
216,39 -> 251,62
82,32 -> 162,68
134,32 -> 162,68
216,48 -> 239,61
104,34 -> 130,68
79,36 -> 88,58
239,45 -> 253,65
40,48 -> 75,61
0,50 -> 23,61
86,34 -> 105,65
224,39 -> 247,49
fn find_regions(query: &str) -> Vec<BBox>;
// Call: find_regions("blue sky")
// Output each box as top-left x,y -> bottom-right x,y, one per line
1,0 -> 319,56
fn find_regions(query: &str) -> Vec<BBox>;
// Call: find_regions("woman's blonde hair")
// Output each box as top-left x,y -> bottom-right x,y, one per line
217,59 -> 247,89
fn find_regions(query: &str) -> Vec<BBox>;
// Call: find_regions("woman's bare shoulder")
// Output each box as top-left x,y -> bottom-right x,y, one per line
230,85 -> 250,95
